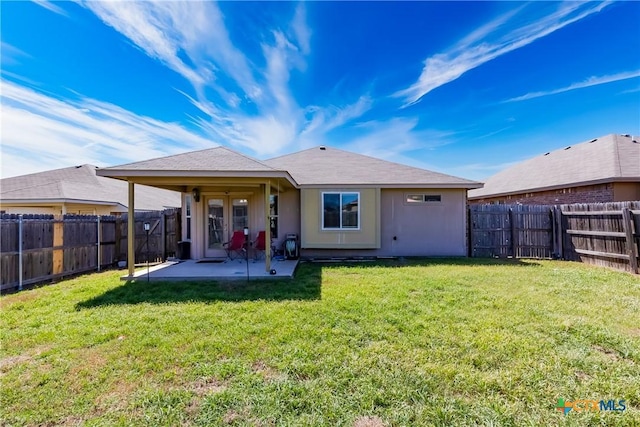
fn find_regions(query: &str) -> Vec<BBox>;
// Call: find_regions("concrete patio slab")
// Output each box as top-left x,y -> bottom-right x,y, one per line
122,258 -> 299,281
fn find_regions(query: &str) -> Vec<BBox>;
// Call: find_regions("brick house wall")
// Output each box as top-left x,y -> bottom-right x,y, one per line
470,183 -> 615,205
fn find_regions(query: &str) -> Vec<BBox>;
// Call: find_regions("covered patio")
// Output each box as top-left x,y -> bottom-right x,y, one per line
96,146 -> 300,279
124,258 -> 299,282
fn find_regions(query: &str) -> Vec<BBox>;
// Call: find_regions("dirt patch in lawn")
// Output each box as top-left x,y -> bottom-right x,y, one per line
593,345 -> 620,361
574,370 -> 590,381
0,345 -> 51,373
353,415 -> 388,427
252,360 -> 285,381
189,377 -> 227,396
0,354 -> 32,372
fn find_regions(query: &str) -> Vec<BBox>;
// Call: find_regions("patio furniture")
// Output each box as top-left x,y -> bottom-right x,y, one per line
250,231 -> 279,261
284,233 -> 299,260
223,230 -> 247,261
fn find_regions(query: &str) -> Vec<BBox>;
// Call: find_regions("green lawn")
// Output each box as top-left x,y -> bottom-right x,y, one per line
1,259 -> 639,426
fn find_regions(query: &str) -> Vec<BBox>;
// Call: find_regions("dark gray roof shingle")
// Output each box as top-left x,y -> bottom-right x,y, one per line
469,134 -> 640,199
100,146 -> 278,172
1,164 -> 180,210
265,146 -> 481,188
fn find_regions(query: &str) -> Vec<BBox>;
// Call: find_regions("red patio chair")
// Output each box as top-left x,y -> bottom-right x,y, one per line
223,230 -> 247,261
251,231 -> 266,260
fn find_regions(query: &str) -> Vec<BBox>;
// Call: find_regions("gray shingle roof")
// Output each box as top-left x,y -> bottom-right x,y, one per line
469,134 -> 640,199
100,146 -> 278,172
1,164 -> 180,210
265,146 -> 481,188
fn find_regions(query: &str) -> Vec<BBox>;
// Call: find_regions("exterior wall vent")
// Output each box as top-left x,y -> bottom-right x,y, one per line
319,146 -> 326,150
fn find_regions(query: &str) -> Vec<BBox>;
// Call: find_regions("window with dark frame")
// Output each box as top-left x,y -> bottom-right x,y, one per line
406,194 -> 442,204
269,195 -> 278,238
322,192 -> 359,229
185,195 -> 192,239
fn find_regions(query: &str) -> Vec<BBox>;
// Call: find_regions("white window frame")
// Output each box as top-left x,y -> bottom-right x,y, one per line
404,193 -> 442,205
321,191 -> 360,230
269,194 -> 279,239
185,194 -> 192,240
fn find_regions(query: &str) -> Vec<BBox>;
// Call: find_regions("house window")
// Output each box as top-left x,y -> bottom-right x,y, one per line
322,192 -> 359,230
270,195 -> 278,238
232,199 -> 248,231
185,195 -> 192,239
405,194 -> 442,204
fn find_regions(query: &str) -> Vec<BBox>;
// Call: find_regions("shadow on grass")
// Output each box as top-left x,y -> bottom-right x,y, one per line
311,257 -> 544,269
76,264 -> 322,309
76,259 -> 542,309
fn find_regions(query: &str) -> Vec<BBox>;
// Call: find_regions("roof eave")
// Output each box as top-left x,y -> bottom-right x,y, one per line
0,198 -> 122,207
297,182 -> 483,189
468,177 -> 640,200
97,169 -> 299,187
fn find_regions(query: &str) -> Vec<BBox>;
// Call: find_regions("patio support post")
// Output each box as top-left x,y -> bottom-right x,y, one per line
264,182 -> 271,272
127,182 -> 135,277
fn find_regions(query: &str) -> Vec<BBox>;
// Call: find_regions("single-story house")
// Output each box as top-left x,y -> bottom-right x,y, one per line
0,164 -> 181,215
469,134 -> 640,205
97,145 -> 482,275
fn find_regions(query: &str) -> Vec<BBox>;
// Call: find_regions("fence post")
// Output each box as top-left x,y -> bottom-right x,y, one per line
509,208 -> 516,258
97,216 -> 101,272
621,207 -> 638,274
53,217 -> 64,277
467,206 -> 474,257
160,210 -> 166,261
551,206 -> 563,259
18,214 -> 23,291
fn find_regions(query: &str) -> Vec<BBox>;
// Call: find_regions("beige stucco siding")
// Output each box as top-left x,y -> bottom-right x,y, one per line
379,188 -> 467,256
299,188 -> 468,257
184,183 -> 296,260
300,188 -> 380,249
273,189 -> 300,249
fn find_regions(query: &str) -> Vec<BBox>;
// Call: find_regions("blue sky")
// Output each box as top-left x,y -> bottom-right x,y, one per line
1,1 -> 639,180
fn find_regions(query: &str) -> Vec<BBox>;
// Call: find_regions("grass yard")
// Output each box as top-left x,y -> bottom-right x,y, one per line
1,259 -> 639,426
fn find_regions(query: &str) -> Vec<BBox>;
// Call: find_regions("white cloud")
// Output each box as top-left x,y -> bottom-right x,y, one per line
291,4 -> 311,56
81,1 -> 210,89
449,160 -> 522,181
338,118 -> 459,171
81,0 -> 354,158
3,2 -> 458,179
0,80 -> 214,178
32,0 -> 68,16
1,42 -> 31,66
620,87 -> 640,95
396,1 -> 611,106
505,70 -> 640,102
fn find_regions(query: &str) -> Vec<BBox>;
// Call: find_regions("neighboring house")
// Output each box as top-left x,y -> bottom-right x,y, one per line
97,145 -> 481,274
468,134 -> 640,205
0,164 -> 181,215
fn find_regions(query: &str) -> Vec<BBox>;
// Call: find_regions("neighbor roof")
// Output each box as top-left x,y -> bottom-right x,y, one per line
469,134 -> 640,199
265,146 -> 482,188
0,164 -> 180,211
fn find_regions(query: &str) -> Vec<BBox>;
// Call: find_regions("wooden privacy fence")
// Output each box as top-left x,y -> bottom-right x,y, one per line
559,202 -> 639,274
469,204 -> 553,259
469,201 -> 640,274
0,209 -> 181,290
